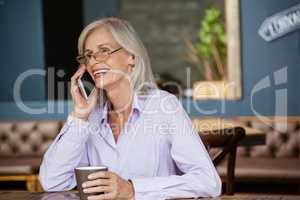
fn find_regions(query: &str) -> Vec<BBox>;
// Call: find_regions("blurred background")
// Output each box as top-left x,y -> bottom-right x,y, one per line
0,0 -> 300,196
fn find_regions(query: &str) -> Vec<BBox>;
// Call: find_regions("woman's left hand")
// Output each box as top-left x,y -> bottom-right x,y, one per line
82,171 -> 135,200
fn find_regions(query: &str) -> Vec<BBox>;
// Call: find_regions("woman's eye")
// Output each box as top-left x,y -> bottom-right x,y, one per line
85,54 -> 92,59
99,48 -> 110,53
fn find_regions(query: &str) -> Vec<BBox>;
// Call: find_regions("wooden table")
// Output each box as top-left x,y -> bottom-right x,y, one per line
192,118 -> 266,146
0,191 -> 299,200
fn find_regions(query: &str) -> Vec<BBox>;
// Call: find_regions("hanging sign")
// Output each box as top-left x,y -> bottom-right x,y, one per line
258,3 -> 300,42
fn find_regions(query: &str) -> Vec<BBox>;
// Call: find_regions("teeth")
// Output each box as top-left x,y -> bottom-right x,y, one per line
93,68 -> 110,75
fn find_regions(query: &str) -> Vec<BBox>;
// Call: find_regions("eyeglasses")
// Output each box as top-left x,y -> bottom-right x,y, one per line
76,46 -> 123,65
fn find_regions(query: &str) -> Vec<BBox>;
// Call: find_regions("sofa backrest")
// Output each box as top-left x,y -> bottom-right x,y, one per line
0,120 -> 64,157
1,116 -> 300,159
233,117 -> 300,158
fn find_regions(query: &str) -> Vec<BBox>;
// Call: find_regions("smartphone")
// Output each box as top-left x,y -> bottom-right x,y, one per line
78,70 -> 95,99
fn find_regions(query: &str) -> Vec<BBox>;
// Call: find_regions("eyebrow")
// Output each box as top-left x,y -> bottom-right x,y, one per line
98,44 -> 110,47
84,44 -> 112,52
83,49 -> 92,54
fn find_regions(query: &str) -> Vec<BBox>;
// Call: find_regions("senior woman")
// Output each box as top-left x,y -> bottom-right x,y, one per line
39,17 -> 221,200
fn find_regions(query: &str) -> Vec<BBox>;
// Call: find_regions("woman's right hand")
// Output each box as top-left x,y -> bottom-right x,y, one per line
70,65 -> 99,121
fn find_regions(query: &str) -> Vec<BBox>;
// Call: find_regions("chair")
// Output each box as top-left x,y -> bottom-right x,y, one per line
199,126 -> 246,195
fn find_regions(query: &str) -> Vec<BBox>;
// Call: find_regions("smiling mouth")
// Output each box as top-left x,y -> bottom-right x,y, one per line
93,68 -> 110,77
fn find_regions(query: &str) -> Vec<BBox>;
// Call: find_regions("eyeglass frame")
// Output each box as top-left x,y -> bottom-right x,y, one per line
76,46 -> 123,65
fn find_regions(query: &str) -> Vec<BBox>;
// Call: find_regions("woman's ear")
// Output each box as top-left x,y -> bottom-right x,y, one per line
128,54 -> 135,66
128,54 -> 135,73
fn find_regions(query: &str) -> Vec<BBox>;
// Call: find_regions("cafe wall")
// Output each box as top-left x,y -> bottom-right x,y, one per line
187,0 -> 300,117
0,0 -> 299,119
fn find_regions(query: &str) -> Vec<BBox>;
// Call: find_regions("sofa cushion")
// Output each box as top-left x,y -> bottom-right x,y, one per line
0,157 -> 41,175
217,158 -> 300,182
0,165 -> 33,175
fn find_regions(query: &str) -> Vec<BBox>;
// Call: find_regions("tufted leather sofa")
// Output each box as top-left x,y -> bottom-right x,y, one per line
0,120 -> 65,191
216,116 -> 300,183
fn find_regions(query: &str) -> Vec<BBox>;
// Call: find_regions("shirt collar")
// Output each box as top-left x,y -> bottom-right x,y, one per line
100,92 -> 141,125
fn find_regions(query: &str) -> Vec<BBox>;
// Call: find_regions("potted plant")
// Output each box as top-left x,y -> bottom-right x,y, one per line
185,7 -> 228,99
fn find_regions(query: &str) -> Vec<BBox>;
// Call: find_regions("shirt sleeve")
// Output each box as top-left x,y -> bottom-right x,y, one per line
130,94 -> 222,199
39,115 -> 91,191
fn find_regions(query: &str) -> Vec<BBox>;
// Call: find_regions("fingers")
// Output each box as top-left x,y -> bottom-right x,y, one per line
89,87 -> 99,97
72,86 -> 85,100
83,186 -> 111,194
82,173 -> 114,199
82,178 -> 110,188
86,88 -> 98,105
83,172 -> 132,200
71,65 -> 86,89
70,65 -> 88,102
88,171 -> 110,180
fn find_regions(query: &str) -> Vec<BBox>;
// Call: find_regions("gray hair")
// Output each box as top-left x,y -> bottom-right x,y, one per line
78,17 -> 157,96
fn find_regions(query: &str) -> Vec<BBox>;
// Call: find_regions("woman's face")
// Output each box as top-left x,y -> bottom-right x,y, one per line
84,26 -> 135,91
